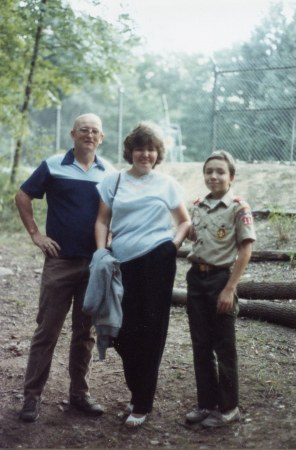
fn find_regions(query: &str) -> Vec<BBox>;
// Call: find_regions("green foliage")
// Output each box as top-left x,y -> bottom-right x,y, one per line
0,0 -> 137,126
2,0 -> 296,169
268,208 -> 295,243
51,52 -> 215,163
0,170 -> 47,232
0,0 -> 138,179
0,171 -> 23,232
212,2 -> 296,162
289,252 -> 296,268
131,52 -> 214,161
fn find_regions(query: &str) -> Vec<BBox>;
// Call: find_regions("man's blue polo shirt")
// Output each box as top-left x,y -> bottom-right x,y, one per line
20,149 -> 114,258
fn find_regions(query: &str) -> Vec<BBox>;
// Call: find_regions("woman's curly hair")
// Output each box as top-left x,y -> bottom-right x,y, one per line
123,121 -> 166,166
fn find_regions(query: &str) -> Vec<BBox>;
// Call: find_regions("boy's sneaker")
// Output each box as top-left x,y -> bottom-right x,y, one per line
19,398 -> 40,422
185,407 -> 211,423
201,407 -> 240,428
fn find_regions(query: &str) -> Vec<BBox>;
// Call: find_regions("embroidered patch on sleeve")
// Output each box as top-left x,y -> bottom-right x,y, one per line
237,208 -> 249,217
237,208 -> 253,224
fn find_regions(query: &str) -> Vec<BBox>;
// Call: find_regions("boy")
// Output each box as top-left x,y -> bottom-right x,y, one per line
185,150 -> 256,427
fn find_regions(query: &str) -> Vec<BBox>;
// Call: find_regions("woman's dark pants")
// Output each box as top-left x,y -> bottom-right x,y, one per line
114,241 -> 177,415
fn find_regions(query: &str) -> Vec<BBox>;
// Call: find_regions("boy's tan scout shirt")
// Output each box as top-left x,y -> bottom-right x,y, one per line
187,189 -> 256,268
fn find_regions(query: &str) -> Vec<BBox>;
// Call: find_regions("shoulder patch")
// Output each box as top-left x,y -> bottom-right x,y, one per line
233,197 -> 242,203
193,197 -> 201,205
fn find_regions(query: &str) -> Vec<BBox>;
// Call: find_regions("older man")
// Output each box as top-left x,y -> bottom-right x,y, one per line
15,113 -> 114,422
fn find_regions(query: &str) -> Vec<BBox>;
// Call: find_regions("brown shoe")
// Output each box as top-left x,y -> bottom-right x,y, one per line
70,395 -> 104,416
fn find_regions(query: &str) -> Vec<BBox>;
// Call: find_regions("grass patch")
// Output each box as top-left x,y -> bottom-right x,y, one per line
268,207 -> 296,244
0,172 -> 47,233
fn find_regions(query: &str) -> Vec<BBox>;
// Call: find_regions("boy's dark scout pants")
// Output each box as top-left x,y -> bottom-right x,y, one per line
186,266 -> 239,413
23,257 -> 95,401
114,241 -> 177,415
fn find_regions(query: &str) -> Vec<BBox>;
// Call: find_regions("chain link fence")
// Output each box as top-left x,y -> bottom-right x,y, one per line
212,63 -> 296,163
4,62 -> 296,168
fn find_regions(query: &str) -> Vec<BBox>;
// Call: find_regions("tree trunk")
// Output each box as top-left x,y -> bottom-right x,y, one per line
10,0 -> 48,184
171,288 -> 296,328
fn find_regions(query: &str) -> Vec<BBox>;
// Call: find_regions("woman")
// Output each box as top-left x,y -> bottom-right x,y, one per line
95,121 -> 191,428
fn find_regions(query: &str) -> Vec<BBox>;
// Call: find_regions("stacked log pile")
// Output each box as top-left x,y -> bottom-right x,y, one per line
175,247 -> 296,328
172,287 -> 296,328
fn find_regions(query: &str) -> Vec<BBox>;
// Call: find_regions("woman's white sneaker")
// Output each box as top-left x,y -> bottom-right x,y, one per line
125,413 -> 147,428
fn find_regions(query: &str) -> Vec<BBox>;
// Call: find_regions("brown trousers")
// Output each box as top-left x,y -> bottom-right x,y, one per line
23,257 -> 95,400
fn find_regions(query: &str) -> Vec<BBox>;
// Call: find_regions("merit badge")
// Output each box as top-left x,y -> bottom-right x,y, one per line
217,228 -> 226,239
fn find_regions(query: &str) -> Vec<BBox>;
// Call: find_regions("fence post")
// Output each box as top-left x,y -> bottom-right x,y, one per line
290,112 -> 296,164
117,84 -> 124,165
211,62 -> 218,151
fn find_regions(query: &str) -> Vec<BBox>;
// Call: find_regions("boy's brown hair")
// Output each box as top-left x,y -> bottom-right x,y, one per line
203,150 -> 236,177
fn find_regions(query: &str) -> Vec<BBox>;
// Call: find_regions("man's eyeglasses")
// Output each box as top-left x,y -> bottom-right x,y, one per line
77,127 -> 101,136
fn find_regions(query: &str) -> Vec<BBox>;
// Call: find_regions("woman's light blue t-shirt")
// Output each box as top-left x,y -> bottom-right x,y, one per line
97,169 -> 184,263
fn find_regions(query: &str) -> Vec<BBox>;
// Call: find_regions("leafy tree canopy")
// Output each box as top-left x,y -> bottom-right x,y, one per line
0,0 -> 139,130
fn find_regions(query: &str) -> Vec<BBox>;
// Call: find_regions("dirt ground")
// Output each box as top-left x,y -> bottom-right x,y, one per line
0,162 -> 296,449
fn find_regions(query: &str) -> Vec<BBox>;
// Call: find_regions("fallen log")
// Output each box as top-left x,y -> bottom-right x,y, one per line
173,286 -> 296,303
177,247 -> 295,261
172,288 -> 296,328
174,280 -> 296,300
251,251 -> 293,262
252,209 -> 296,219
238,299 -> 296,328
172,288 -> 188,306
238,281 -> 296,299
